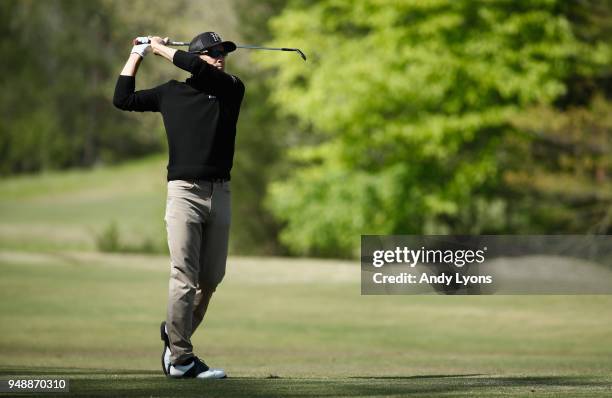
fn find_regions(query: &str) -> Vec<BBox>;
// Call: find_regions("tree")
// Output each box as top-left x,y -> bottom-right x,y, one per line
227,0 -> 293,254
0,0 -> 240,174
503,0 -> 612,234
256,0 -> 610,256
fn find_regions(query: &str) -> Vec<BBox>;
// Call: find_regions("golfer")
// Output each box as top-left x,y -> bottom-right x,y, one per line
113,32 -> 245,379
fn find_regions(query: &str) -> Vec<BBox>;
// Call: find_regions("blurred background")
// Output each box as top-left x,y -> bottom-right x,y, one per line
0,2 -> 611,394
0,0 -> 610,259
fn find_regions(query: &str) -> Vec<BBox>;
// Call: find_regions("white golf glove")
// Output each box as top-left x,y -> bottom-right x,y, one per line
131,37 -> 151,58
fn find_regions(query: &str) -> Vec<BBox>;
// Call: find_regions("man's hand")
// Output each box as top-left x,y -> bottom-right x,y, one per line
131,43 -> 151,58
150,36 -> 170,55
149,36 -> 177,62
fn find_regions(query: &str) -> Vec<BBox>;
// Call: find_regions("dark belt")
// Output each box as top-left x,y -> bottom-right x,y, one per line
186,178 -> 228,183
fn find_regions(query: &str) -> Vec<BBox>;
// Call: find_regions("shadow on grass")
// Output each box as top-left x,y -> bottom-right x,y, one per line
350,374 -> 483,379
0,366 -> 158,376
0,366 -> 609,397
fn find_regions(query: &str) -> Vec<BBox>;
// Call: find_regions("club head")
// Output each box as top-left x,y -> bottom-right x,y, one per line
295,49 -> 307,61
235,45 -> 307,61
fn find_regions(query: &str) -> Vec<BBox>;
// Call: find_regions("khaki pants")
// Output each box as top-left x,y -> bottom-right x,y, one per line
164,179 -> 231,365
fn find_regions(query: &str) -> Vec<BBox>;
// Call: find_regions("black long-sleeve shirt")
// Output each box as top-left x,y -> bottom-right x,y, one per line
113,50 -> 245,181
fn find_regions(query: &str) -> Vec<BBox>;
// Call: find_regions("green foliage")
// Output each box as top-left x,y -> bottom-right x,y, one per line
228,0 -> 292,255
0,0 -> 163,174
230,73 -> 290,255
0,0 -> 292,255
257,0 -> 611,256
0,0 -> 241,175
501,0 -> 612,234
507,97 -> 612,233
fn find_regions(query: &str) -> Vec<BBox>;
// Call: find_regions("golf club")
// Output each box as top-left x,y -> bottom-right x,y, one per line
133,38 -> 307,61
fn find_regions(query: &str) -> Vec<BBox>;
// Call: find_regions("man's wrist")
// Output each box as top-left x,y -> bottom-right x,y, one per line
131,43 -> 151,58
153,45 -> 178,62
120,54 -> 142,76
151,42 -> 164,53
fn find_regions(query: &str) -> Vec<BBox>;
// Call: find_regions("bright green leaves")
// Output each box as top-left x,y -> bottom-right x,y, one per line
257,0 -> 609,255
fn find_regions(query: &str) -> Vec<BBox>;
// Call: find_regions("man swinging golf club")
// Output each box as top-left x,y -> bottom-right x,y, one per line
113,32 -> 245,379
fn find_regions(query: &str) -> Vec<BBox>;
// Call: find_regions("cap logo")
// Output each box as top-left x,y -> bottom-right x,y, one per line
210,32 -> 221,42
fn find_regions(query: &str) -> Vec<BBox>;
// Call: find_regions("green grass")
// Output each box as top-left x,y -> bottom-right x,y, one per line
1,158 -> 611,396
1,370 -> 610,398
0,155 -> 169,252
0,251 -> 611,397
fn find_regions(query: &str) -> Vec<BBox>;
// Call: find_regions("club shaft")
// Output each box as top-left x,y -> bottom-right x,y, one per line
133,38 -> 306,60
135,39 -> 293,50
236,45 -> 294,51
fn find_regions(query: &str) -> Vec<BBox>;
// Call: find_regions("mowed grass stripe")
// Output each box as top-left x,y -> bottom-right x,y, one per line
0,156 -> 168,252
1,251 -> 611,383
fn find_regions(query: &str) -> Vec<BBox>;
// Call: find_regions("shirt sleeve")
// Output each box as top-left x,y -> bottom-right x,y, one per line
113,75 -> 161,112
172,50 -> 243,96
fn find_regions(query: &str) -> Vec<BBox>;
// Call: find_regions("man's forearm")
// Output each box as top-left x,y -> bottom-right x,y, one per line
152,42 -> 177,63
120,53 -> 144,76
